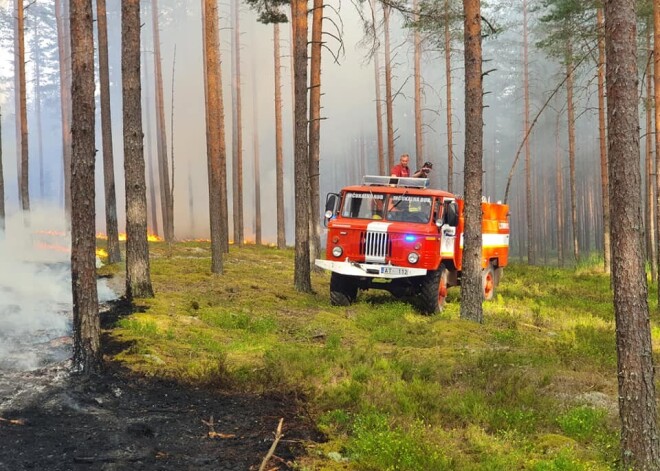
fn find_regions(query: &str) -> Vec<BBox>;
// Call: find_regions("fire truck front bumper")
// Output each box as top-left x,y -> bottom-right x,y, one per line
314,259 -> 427,279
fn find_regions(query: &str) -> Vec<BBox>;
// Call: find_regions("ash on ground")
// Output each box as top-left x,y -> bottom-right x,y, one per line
0,290 -> 320,471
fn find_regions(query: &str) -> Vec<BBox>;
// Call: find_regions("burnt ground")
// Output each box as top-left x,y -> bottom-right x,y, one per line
0,299 -> 323,471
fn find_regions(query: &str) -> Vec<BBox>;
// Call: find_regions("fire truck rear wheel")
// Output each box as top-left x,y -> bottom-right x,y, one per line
330,273 -> 358,306
482,264 -> 496,301
419,267 -> 448,315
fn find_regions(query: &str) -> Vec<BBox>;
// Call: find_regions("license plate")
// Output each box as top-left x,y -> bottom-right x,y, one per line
380,266 -> 409,276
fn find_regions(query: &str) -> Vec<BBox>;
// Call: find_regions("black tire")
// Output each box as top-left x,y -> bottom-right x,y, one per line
418,267 -> 449,315
330,273 -> 358,306
482,264 -> 495,301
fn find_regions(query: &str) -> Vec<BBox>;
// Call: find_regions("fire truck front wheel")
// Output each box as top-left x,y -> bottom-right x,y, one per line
418,267 -> 449,315
330,273 -> 358,306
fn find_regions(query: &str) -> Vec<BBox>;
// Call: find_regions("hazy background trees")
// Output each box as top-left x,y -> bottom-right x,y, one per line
0,0 -> 658,269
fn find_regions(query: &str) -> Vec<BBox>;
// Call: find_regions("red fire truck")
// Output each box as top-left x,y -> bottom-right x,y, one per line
315,175 -> 510,313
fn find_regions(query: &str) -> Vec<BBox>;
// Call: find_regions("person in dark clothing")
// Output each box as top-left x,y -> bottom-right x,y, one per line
415,161 -> 433,178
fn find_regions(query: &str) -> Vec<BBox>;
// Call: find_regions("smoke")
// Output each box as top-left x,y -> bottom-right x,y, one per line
0,206 -> 117,371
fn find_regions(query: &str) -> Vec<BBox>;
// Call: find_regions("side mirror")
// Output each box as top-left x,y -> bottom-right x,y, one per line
324,193 -> 340,227
444,201 -> 459,227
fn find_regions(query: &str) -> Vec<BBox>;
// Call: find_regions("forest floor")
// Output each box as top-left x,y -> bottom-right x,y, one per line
2,241 -> 655,470
0,277 -> 321,471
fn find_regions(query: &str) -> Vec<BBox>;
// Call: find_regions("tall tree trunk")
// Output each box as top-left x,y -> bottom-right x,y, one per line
308,0 -> 323,262
0,106 -> 5,235
142,47 -> 160,237
655,0 -> 660,299
253,75 -> 261,246
187,163 -> 195,236
645,26 -> 656,279
413,0 -> 423,168
556,113 -> 564,266
445,0 -> 454,192
523,0 -> 533,265
151,0 -> 174,243
17,0 -> 29,214
369,0 -> 384,175
460,0 -> 483,323
32,20 -> 44,200
13,0 -> 21,205
202,0 -> 228,273
55,0 -> 72,222
232,0 -> 244,247
566,46 -> 579,264
597,7 -> 610,274
69,0 -> 100,374
292,0 -> 311,292
122,0 -> 154,299
273,23 -> 285,249
96,0 -> 121,263
383,5 -> 395,170
605,0 -> 660,468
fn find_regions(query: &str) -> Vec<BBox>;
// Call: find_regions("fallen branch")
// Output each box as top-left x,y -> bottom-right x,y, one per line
259,418 -> 284,471
0,417 -> 25,425
73,450 -> 152,463
202,415 -> 236,439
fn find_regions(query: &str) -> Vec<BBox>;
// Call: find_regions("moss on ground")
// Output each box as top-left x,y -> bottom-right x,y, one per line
102,242 -> 652,470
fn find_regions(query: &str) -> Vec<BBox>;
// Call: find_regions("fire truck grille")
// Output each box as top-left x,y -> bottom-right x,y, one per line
360,231 -> 392,260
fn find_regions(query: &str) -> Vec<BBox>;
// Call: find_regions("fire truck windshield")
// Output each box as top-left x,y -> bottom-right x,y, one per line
387,195 -> 432,223
341,192 -> 386,219
341,192 -> 432,223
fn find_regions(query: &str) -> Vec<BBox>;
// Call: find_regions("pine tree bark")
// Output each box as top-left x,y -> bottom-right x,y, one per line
202,0 -> 228,273
555,113 -> 564,266
151,0 -> 174,243
654,0 -> 660,299
605,0 -> 660,468
459,0 -> 483,323
523,0 -> 534,265
308,0 -> 323,262
32,21 -> 44,199
69,0 -> 100,374
142,47 -> 160,237
645,26 -> 656,279
273,23 -> 285,249
252,76 -> 261,245
566,46 -> 579,264
597,7 -> 610,274
55,0 -> 72,223
413,0 -> 423,169
369,0 -> 384,175
96,0 -> 121,263
17,0 -> 29,214
383,5 -> 395,170
122,0 -> 154,299
291,0 -> 312,292
232,0 -> 244,247
444,0 -> 454,192
0,106 -> 5,235
13,0 -> 20,206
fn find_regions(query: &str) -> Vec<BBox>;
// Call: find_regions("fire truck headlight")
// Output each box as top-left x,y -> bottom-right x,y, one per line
332,246 -> 343,258
408,252 -> 420,264
325,210 -> 333,219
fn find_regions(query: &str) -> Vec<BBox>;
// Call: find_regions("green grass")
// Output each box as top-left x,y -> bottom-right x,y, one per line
103,242 -> 650,470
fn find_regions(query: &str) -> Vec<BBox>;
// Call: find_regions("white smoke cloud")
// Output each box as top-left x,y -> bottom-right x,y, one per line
0,206 -> 117,371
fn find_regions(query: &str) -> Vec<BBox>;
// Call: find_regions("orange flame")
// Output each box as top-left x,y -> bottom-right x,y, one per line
97,232 -> 162,242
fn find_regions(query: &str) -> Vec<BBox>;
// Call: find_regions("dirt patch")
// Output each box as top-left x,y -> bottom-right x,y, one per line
0,298 -> 323,471
0,366 -> 320,470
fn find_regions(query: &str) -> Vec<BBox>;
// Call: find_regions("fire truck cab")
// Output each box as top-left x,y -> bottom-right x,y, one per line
315,175 -> 510,314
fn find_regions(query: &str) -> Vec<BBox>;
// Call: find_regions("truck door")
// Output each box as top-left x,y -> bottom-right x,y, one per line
440,200 -> 458,259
